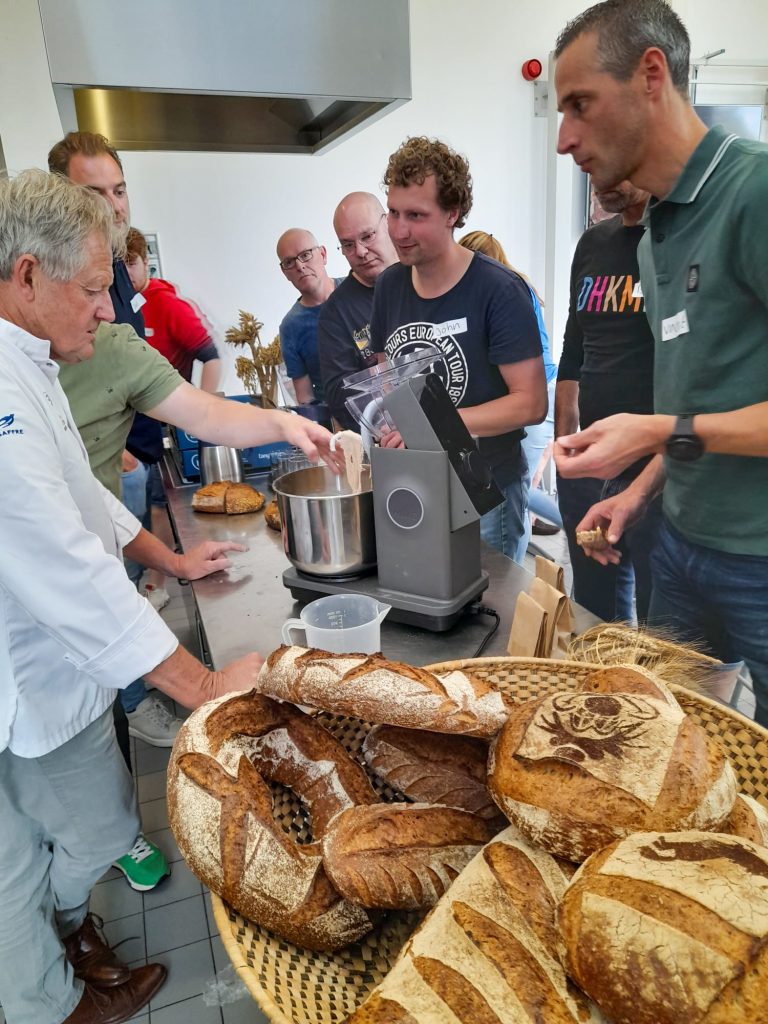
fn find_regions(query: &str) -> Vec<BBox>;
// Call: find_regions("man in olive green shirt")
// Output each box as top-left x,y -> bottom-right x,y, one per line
59,323 -> 182,498
552,0 -> 768,725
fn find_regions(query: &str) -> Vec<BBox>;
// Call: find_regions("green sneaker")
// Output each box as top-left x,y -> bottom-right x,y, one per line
113,834 -> 171,891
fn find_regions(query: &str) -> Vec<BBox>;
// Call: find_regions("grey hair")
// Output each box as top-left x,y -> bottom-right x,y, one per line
555,0 -> 690,98
0,168 -> 116,282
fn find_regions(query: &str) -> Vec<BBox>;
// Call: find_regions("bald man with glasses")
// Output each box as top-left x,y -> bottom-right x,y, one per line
318,192 -> 398,429
276,228 -> 343,405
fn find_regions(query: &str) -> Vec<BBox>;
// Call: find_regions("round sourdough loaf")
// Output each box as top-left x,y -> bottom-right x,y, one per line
557,830 -> 768,1024
167,690 -> 375,951
488,667 -> 737,861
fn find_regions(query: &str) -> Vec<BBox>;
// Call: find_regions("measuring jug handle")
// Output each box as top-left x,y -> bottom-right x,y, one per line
281,619 -> 307,646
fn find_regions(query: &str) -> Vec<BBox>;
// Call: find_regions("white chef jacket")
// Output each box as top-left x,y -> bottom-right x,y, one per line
0,318 -> 179,757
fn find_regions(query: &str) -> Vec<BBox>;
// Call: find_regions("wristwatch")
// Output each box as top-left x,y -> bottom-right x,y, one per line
666,415 -> 704,462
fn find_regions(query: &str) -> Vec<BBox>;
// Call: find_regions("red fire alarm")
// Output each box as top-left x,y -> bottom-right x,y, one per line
522,58 -> 543,81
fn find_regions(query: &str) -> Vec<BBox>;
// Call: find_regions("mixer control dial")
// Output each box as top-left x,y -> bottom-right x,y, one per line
459,448 -> 492,489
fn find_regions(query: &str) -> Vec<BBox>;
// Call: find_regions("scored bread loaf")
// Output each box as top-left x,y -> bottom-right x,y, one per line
348,825 -> 605,1023
488,665 -> 737,861
191,480 -> 265,514
558,830 -> 768,1024
362,725 -> 503,821
167,690 -> 375,951
724,793 -> 768,847
322,803 -> 498,909
224,482 -> 265,514
257,646 -> 510,737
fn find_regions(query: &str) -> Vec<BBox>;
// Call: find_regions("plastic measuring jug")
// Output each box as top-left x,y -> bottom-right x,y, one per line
281,593 -> 391,654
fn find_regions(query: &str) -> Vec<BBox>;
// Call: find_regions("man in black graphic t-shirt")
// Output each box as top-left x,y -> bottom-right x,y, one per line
319,192 -> 398,430
555,180 -> 660,621
370,137 -> 546,563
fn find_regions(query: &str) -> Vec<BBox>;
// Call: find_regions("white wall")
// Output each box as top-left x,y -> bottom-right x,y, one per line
2,0 -> 767,393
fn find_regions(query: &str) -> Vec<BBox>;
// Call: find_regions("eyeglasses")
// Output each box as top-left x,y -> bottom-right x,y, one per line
337,214 -> 386,255
279,246 -> 320,271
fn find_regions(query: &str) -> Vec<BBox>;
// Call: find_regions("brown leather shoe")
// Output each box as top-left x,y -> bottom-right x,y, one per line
62,963 -> 167,1023
63,914 -> 130,987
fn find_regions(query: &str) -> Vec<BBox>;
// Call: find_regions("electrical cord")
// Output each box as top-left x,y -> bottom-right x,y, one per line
467,602 -> 501,658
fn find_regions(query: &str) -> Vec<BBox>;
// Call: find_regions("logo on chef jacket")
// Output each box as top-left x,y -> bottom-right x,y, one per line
0,413 -> 23,437
385,321 -> 469,405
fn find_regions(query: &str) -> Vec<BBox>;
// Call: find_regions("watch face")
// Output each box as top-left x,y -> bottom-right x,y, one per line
667,435 -> 704,462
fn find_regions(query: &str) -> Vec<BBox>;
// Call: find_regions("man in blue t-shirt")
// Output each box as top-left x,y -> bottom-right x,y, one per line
276,228 -> 342,404
370,137 -> 547,563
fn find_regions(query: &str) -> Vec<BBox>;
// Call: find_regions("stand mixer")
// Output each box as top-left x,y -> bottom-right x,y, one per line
280,356 -> 504,631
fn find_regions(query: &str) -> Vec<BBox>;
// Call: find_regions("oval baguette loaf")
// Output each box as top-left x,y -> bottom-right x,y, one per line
724,793 -> 768,847
257,646 -> 510,737
362,724 -> 504,821
557,830 -> 768,1024
348,825 -> 606,1023
167,690 -> 375,951
488,668 -> 737,862
322,803 -> 498,909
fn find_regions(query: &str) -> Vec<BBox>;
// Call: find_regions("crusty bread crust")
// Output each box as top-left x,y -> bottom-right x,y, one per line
348,826 -> 605,1023
362,725 -> 503,821
558,831 -> 768,1024
257,646 -> 511,737
322,803 -> 497,909
487,670 -> 737,862
167,690 -> 375,950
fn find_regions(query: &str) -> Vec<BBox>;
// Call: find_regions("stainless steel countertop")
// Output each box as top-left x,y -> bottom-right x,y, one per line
161,458 -> 598,668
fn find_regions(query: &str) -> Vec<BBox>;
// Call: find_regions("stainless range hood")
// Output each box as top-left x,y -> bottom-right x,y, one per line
38,0 -> 411,154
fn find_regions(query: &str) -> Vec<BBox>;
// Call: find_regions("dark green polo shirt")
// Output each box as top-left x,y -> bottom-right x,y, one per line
638,125 -> 768,555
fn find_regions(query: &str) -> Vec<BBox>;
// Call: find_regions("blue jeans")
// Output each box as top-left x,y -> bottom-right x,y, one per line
480,467 -> 531,565
121,461 -> 149,587
557,473 -> 663,623
522,378 -> 562,528
119,463 -> 150,715
0,709 -> 139,1023
649,517 -> 768,727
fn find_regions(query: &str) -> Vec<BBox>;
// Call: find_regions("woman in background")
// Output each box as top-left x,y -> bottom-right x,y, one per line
458,231 -> 561,533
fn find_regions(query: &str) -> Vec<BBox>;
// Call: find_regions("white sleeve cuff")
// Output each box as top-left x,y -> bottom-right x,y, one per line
65,599 -> 179,689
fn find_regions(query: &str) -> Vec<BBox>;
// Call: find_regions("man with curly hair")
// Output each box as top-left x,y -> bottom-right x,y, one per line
370,137 -> 547,562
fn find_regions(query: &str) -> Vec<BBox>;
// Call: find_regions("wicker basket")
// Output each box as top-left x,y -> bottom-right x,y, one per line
212,657 -> 768,1024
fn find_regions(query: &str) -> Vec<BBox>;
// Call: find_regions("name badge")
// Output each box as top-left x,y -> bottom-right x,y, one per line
431,317 -> 467,340
661,309 -> 690,341
145,327 -> 155,338
632,281 -> 643,299
130,292 -> 146,313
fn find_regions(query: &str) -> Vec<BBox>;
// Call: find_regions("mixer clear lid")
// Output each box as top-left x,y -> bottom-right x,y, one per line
343,345 -> 444,394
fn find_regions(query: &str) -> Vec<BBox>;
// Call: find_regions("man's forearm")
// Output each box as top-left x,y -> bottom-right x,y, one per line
629,453 -> 666,502
460,392 -> 545,437
293,375 -> 315,405
144,644 -> 219,709
199,358 -> 221,394
694,402 -> 768,457
122,527 -> 182,577
554,380 -> 580,438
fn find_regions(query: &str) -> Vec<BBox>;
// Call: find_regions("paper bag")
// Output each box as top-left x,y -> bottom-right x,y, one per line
507,592 -> 549,658
529,576 -> 572,658
535,555 -> 574,634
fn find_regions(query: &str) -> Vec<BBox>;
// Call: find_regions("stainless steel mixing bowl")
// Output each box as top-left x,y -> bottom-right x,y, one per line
273,465 -> 376,578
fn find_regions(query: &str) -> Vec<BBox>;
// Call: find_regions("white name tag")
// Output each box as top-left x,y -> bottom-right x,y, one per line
632,281 -> 643,299
661,309 -> 690,341
431,317 -> 467,340
130,292 -> 146,313
145,327 -> 154,337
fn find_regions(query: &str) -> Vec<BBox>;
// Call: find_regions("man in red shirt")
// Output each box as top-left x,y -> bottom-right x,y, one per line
126,228 -> 221,391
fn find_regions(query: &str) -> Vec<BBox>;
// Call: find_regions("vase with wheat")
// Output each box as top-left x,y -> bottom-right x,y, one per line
224,310 -> 282,409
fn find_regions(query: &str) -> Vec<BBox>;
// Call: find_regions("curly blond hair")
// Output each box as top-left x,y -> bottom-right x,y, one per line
383,137 -> 473,228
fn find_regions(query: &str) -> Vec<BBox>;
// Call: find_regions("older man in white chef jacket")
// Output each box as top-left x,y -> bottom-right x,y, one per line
0,170 -> 265,1024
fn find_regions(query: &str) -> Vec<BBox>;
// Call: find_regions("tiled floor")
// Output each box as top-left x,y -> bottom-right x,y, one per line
1,522 -> 756,1024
